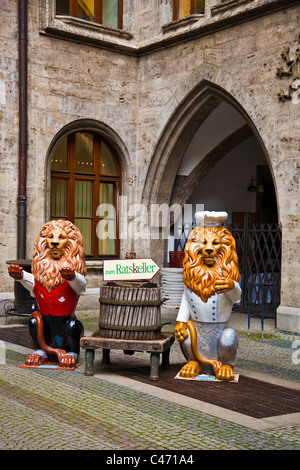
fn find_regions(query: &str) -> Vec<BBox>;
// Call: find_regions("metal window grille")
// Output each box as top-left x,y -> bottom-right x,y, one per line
174,213 -> 281,316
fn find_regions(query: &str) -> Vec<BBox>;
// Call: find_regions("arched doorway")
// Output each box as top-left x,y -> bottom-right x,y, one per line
143,81 -> 281,316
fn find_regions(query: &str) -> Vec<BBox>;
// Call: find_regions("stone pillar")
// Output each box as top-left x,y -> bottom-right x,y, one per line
277,225 -> 300,334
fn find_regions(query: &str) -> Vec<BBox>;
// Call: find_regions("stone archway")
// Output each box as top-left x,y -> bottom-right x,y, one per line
44,118 -> 134,263
44,118 -> 132,221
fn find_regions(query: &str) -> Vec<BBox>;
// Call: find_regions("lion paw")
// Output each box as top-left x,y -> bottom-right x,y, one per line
216,364 -> 235,381
59,354 -> 77,368
179,360 -> 202,379
25,353 -> 47,367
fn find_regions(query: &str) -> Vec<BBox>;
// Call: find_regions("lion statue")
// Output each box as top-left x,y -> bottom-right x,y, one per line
174,211 -> 241,381
8,220 -> 87,369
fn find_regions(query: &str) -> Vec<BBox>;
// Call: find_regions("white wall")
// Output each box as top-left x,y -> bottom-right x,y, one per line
186,135 -> 267,224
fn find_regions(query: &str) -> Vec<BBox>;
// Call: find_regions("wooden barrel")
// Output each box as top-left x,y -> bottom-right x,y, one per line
99,281 -> 163,340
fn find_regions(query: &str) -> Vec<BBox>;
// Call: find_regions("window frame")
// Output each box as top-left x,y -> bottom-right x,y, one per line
56,0 -> 123,30
172,0 -> 205,21
50,131 -> 121,259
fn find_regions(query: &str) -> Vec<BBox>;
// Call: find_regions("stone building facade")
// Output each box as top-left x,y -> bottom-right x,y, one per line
0,0 -> 299,332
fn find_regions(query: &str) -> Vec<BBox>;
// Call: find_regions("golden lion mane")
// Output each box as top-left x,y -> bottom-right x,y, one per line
183,225 -> 240,303
31,220 -> 87,293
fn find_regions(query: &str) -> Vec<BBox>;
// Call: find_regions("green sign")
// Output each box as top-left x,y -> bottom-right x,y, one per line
103,258 -> 160,281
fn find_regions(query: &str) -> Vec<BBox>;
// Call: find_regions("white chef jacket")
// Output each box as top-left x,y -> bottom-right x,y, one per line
177,282 -> 241,324
19,270 -> 86,296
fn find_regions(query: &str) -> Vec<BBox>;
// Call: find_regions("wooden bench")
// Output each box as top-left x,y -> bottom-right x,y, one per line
80,331 -> 175,381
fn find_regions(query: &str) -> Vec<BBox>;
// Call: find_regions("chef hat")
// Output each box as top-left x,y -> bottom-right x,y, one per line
195,211 -> 228,227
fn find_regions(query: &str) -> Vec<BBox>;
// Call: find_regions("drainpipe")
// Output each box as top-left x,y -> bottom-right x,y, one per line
17,0 -> 28,260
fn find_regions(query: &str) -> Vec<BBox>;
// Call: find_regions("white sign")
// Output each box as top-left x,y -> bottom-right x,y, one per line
103,258 -> 160,281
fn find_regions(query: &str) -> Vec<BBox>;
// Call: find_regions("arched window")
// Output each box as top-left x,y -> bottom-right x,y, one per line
50,131 -> 121,258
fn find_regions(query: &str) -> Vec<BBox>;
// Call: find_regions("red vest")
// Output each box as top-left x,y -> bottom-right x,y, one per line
33,281 -> 79,317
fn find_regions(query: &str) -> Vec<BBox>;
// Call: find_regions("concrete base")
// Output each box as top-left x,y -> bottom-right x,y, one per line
0,288 -> 101,313
277,305 -> 300,335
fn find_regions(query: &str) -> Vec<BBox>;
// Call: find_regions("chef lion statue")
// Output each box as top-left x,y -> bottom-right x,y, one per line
175,211 -> 241,381
8,220 -> 87,369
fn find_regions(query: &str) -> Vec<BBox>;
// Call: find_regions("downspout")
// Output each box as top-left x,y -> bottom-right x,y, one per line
17,0 -> 28,260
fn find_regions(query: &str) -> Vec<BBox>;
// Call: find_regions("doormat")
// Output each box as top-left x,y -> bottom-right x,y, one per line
175,372 -> 239,383
18,361 -> 82,371
0,326 -> 81,370
120,363 -> 300,419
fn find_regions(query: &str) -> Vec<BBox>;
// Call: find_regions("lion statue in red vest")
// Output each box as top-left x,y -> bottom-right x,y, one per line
8,220 -> 87,368
175,211 -> 241,381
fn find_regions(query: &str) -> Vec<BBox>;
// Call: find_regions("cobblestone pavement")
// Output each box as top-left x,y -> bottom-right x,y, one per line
0,311 -> 299,451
